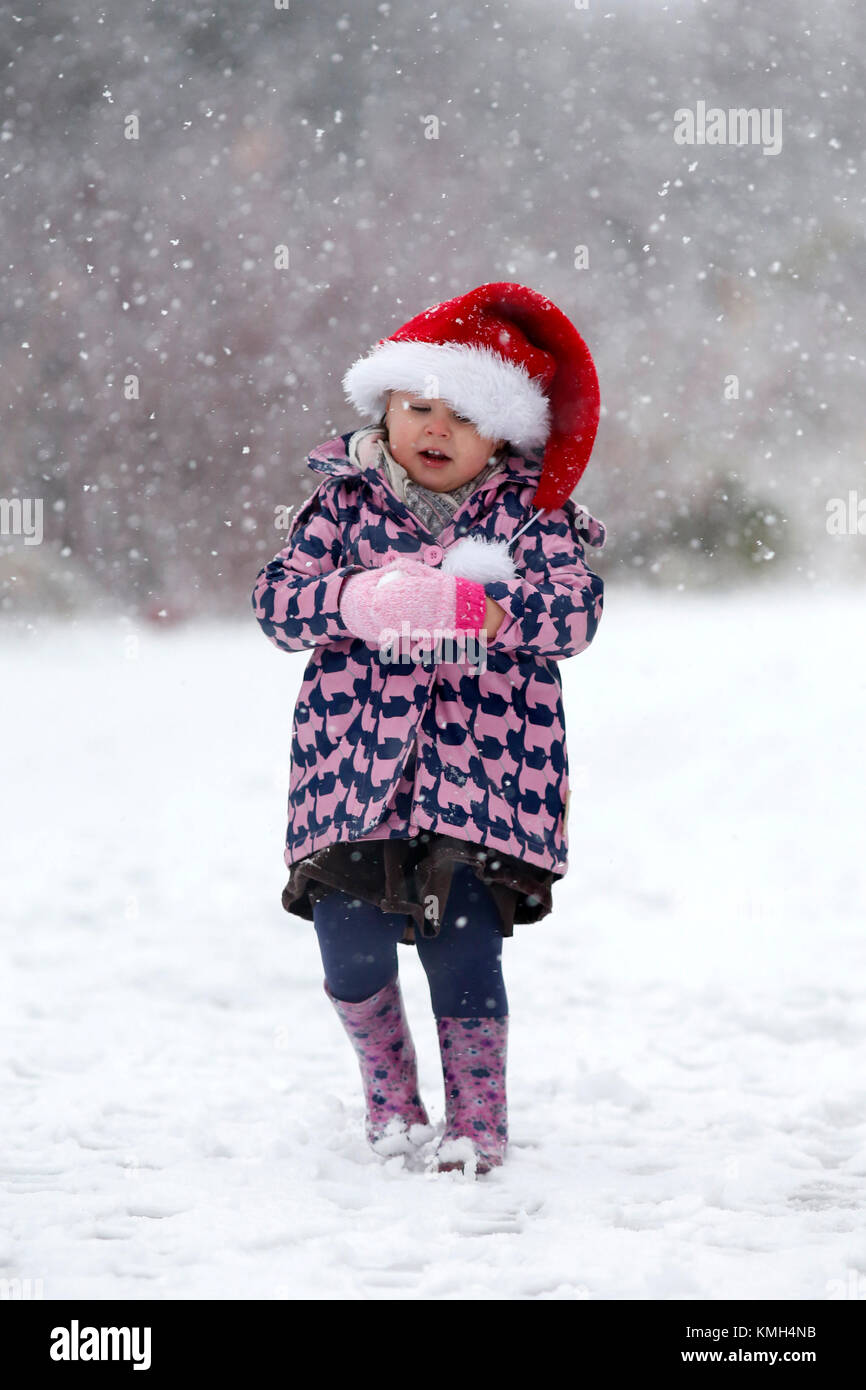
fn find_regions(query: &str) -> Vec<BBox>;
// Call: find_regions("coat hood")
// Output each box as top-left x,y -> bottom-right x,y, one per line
303,431 -> 606,549
305,430 -> 542,486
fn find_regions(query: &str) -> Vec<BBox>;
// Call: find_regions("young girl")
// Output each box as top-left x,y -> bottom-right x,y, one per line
251,282 -> 606,1177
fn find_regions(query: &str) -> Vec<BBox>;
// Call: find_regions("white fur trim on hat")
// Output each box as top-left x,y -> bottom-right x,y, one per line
441,535 -> 518,584
342,340 -> 550,451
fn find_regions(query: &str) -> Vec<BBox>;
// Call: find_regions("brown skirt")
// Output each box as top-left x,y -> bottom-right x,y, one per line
281,831 -> 559,945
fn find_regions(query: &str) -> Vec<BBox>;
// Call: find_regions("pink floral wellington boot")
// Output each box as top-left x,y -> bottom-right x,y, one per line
324,976 -> 432,1155
434,1016 -> 509,1176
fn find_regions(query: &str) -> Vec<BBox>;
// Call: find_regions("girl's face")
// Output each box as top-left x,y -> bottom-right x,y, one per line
384,391 -> 504,492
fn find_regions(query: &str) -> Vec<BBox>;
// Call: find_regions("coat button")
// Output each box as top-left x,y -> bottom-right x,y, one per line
424,544 -> 443,565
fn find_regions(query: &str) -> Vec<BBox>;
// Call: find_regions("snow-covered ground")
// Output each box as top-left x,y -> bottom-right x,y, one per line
2,585 -> 865,1301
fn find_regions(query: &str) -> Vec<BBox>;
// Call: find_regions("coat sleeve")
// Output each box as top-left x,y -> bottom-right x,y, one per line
483,502 -> 605,661
250,480 -> 363,652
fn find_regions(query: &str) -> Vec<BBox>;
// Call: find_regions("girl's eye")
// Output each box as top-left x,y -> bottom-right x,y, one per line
408,402 -> 470,424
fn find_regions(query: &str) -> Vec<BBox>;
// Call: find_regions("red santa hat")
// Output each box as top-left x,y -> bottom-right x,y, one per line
342,281 -> 600,510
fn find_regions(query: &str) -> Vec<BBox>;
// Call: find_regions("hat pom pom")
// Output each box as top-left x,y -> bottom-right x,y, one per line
441,535 -> 517,584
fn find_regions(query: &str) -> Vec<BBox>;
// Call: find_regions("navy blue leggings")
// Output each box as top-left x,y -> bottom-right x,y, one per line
313,862 -> 508,1018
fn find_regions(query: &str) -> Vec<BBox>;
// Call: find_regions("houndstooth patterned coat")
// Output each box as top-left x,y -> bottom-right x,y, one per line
251,430 -> 606,875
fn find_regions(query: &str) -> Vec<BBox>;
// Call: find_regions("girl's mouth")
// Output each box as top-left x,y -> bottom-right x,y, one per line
418,449 -> 452,466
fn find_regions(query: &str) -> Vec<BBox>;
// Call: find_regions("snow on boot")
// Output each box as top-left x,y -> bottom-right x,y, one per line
434,1016 -> 509,1176
324,975 -> 432,1155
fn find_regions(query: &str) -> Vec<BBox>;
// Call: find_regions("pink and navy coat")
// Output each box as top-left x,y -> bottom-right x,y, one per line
251,431 -> 606,876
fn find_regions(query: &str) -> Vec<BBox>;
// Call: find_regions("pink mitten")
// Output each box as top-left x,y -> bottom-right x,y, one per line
339,558 -> 486,643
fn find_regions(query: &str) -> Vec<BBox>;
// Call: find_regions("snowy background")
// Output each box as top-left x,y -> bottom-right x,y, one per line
2,591 -> 864,1300
1,0 -> 865,615
2,0 -> 865,1300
